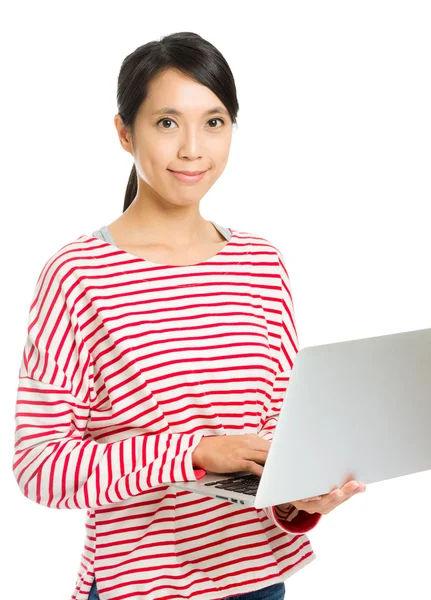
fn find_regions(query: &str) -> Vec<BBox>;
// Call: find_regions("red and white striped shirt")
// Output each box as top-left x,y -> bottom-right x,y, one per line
13,226 -> 321,600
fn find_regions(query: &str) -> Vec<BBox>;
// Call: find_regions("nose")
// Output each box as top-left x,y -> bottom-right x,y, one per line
178,127 -> 205,160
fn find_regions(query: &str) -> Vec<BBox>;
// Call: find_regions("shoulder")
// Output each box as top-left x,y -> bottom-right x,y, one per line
235,228 -> 293,290
233,227 -> 285,262
32,233 -> 104,290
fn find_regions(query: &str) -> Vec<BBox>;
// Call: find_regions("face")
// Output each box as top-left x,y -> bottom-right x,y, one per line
114,68 -> 233,208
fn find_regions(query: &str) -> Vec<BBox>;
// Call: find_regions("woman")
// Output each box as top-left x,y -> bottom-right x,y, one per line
12,32 -> 365,600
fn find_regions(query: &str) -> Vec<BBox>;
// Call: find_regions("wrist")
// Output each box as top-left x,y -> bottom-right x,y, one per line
275,502 -> 292,511
192,438 -> 204,468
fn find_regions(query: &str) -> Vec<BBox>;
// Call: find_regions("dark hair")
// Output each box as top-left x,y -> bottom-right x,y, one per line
116,32 -> 240,212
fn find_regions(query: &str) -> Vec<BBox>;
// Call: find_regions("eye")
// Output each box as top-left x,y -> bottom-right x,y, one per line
156,118 -> 177,129
156,117 -> 225,129
207,118 -> 225,128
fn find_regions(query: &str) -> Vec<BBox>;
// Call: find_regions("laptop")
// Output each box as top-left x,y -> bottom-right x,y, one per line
171,326 -> 431,509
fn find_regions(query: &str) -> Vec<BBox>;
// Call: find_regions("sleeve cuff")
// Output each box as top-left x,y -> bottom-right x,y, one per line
270,504 -> 322,533
193,468 -> 207,479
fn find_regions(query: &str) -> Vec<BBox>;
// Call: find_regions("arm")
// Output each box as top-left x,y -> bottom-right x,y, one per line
257,249 -> 299,444
258,249 -> 322,533
12,258 -> 205,510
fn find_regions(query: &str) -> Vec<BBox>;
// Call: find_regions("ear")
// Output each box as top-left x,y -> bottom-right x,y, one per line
114,113 -> 134,155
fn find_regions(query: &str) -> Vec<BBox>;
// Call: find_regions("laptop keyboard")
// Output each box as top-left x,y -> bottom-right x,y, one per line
202,473 -> 261,496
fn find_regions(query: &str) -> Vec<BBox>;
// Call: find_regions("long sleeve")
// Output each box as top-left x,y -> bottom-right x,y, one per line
258,249 -> 321,533
258,250 -> 299,443
12,262 -> 205,510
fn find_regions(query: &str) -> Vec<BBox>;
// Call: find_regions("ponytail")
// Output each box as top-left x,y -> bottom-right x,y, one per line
123,164 -> 137,212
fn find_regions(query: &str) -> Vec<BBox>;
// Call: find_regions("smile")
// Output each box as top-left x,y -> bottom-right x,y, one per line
168,170 -> 207,183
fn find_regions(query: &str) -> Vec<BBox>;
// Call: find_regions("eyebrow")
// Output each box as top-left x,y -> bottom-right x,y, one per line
152,105 -> 229,117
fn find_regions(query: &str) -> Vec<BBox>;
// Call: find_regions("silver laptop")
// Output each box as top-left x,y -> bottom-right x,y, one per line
171,326 -> 431,509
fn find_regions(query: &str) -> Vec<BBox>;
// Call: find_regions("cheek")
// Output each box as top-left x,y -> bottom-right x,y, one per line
210,146 -> 230,174
136,144 -> 171,182
210,134 -> 232,165
155,141 -> 174,166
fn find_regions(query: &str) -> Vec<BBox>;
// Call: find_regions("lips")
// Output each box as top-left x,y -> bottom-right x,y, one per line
168,169 -> 208,183
169,170 -> 206,175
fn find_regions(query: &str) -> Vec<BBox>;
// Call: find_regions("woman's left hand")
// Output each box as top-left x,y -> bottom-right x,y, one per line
290,477 -> 367,515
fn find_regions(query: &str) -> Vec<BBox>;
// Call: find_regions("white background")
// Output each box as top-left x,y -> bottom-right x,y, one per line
2,1 -> 430,598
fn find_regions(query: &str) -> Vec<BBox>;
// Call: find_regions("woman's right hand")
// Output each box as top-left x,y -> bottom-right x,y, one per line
192,434 -> 271,477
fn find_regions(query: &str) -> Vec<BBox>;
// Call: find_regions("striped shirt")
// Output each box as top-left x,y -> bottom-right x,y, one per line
12,223 -> 321,600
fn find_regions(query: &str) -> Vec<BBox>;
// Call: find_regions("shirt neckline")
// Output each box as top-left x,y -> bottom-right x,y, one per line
88,226 -> 236,269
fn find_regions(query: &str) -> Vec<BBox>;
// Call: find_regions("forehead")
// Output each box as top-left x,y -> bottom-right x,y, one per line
140,68 -> 228,117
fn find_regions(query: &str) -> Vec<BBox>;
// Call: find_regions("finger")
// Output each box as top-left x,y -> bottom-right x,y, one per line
303,486 -> 343,504
327,482 -> 362,506
341,472 -> 356,488
301,481 -> 365,507
296,493 -> 337,514
316,487 -> 348,510
342,480 -> 365,494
